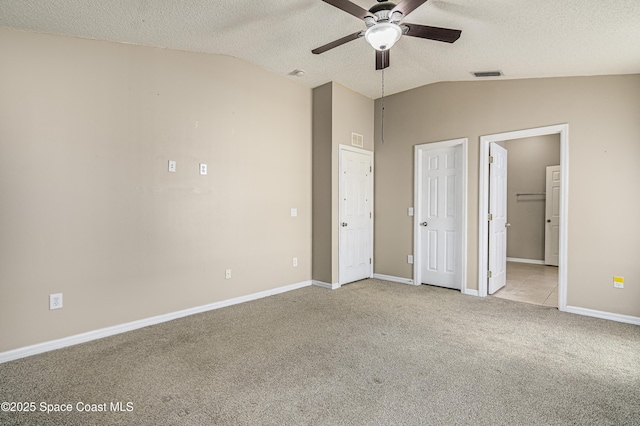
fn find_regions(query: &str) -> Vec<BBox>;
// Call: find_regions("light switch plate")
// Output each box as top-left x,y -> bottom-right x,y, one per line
408,207 -> 414,216
291,208 -> 297,217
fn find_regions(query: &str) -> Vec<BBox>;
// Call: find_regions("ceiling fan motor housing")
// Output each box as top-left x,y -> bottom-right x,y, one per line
368,2 -> 398,22
367,3 -> 403,29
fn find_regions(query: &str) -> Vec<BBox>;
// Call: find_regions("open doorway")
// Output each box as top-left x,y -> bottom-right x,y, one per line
492,134 -> 560,306
478,124 -> 569,311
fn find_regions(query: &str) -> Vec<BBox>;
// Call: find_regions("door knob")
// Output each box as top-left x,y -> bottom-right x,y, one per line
546,219 -> 551,223
420,222 -> 428,226
341,222 -> 348,227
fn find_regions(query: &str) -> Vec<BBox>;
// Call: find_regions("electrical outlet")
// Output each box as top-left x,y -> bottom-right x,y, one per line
49,293 -> 63,310
225,269 -> 232,279
407,255 -> 414,264
199,163 -> 207,175
293,257 -> 298,267
168,160 -> 176,173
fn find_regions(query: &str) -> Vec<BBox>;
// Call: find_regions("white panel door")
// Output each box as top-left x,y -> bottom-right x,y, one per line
339,148 -> 373,285
488,143 -> 507,294
420,146 -> 462,289
545,165 -> 561,266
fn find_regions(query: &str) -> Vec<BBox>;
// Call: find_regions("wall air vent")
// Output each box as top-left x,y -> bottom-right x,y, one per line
351,132 -> 364,148
471,71 -> 503,78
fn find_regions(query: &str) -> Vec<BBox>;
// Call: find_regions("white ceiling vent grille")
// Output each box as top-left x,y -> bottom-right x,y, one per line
471,70 -> 504,78
351,132 -> 364,148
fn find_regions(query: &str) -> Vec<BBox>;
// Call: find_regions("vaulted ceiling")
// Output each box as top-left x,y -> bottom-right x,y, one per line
1,0 -> 639,98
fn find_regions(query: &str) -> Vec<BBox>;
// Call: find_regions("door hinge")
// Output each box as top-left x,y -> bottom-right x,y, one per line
370,165 -> 372,172
370,212 -> 372,219
369,258 -> 372,264
489,156 -> 494,164
487,270 -> 493,278
488,213 -> 493,221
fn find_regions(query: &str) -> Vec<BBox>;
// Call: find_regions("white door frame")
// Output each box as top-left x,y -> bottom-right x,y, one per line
338,144 -> 374,285
478,124 -> 569,311
414,138 -> 468,293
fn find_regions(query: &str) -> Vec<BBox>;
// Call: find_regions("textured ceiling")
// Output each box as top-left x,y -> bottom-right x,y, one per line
1,0 -> 639,98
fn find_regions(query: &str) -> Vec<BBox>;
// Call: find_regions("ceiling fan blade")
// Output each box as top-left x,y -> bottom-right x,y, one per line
312,31 -> 363,54
375,50 -> 390,70
403,23 -> 461,43
391,0 -> 430,17
320,0 -> 371,19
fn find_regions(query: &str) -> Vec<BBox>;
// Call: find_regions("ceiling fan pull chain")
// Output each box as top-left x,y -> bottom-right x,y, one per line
381,52 -> 385,145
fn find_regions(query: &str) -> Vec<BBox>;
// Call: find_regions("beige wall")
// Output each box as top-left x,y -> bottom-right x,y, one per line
312,83 -> 333,284
2,28 -> 637,355
503,135 -> 560,260
374,75 -> 640,317
0,28 -> 312,352
312,82 -> 374,284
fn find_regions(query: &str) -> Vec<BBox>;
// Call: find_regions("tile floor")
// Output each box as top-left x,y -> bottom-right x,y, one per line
493,261 -> 558,307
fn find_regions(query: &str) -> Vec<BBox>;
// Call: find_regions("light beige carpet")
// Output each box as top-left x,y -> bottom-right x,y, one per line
1,279 -> 639,425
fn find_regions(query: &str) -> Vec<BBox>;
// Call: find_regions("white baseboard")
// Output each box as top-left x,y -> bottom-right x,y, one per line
565,305 -> 640,326
372,274 -> 415,285
312,280 -> 341,290
462,288 -> 479,297
0,280 -> 312,364
506,257 -> 545,265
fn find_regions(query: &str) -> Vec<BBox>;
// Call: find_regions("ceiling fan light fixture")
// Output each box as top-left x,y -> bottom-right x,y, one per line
365,22 -> 402,51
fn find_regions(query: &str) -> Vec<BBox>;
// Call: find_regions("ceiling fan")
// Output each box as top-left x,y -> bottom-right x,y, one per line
312,0 -> 461,69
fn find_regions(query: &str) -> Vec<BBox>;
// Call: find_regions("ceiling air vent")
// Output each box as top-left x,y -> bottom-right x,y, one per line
471,71 -> 503,78
351,132 -> 364,148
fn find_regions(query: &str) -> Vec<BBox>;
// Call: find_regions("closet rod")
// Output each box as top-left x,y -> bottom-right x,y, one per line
516,192 -> 546,196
